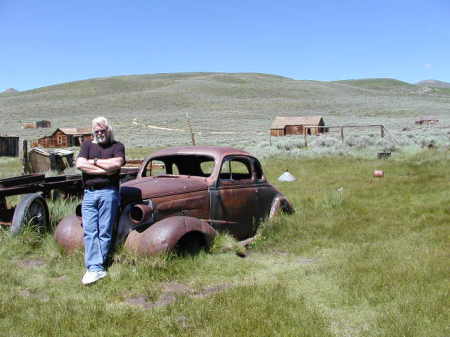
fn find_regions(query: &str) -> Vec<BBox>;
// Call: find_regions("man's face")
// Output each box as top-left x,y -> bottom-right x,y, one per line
94,125 -> 108,144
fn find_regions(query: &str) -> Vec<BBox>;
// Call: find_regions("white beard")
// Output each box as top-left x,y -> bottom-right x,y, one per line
95,134 -> 108,144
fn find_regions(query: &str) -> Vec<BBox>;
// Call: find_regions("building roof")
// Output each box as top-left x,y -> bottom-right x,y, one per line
54,128 -> 92,136
271,116 -> 324,129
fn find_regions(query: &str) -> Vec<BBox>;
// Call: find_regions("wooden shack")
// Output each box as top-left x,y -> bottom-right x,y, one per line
28,147 -> 74,173
0,136 -> 19,157
36,128 -> 92,148
22,120 -> 52,129
270,116 -> 327,136
415,119 -> 439,125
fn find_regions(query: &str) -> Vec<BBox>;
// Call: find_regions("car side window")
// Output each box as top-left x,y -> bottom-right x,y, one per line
169,163 -> 180,175
219,158 -> 252,182
142,160 -> 166,177
200,160 -> 215,176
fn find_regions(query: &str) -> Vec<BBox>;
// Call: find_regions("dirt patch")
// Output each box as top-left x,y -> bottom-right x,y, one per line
124,282 -> 233,309
18,258 -> 46,268
19,289 -> 31,297
18,288 -> 50,302
53,275 -> 67,282
192,283 -> 233,299
162,281 -> 193,295
297,257 -> 317,265
124,293 -> 177,309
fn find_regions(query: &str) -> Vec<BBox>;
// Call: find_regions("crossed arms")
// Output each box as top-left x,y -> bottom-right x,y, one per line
76,157 -> 124,175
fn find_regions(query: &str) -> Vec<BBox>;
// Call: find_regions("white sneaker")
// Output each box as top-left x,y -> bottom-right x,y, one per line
81,270 -> 107,285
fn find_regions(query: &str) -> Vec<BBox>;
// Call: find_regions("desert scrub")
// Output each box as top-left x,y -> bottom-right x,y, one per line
47,197 -> 80,229
246,126 -> 449,160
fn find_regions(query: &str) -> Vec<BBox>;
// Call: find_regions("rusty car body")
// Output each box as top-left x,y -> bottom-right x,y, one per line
55,146 -> 294,255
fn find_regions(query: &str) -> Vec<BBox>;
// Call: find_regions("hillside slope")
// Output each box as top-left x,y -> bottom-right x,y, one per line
1,73 -> 449,147
416,79 -> 450,88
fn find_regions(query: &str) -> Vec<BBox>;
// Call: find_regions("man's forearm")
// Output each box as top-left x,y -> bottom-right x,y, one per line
94,158 -> 123,171
77,162 -> 109,175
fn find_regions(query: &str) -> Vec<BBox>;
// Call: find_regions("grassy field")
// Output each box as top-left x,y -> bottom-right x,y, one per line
0,149 -> 448,337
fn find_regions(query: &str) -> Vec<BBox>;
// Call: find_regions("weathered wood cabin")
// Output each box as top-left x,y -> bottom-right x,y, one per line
22,120 -> 52,129
0,136 -> 19,157
415,119 -> 439,125
35,128 -> 92,148
270,116 -> 327,136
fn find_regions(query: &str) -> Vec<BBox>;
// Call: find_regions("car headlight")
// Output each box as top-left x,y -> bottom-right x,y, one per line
129,200 -> 154,225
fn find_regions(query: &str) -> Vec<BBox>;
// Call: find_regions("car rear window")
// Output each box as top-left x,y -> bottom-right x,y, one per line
142,155 -> 215,177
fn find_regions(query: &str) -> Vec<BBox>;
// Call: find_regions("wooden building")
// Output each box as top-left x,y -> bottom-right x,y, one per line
270,116 -> 327,136
415,119 -> 439,125
0,136 -> 19,157
22,120 -> 52,129
35,128 -> 92,148
28,147 -> 74,173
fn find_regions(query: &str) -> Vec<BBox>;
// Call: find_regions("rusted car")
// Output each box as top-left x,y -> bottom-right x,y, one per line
55,146 -> 294,255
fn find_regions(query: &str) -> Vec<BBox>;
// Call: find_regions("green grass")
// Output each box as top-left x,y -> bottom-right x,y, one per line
332,78 -> 415,89
0,150 -> 448,336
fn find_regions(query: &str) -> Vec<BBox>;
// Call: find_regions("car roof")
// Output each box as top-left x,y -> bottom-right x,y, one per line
147,146 -> 251,161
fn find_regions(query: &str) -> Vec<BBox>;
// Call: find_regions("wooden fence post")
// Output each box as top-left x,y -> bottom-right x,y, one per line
186,113 -> 196,146
22,140 -> 29,174
340,127 -> 344,143
380,125 -> 384,138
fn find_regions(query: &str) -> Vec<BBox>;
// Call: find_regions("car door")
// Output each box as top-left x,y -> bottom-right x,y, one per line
209,156 -> 259,240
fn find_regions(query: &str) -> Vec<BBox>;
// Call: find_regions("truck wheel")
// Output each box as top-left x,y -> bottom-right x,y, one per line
11,193 -> 50,235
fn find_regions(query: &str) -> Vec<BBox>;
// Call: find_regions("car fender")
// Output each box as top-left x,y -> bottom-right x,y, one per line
269,194 -> 295,219
54,215 -> 84,252
124,216 -> 217,255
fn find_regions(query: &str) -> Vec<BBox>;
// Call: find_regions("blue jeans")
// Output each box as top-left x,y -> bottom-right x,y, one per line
82,187 -> 120,272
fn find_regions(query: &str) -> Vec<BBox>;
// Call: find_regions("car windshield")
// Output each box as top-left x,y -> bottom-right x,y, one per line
142,154 -> 215,178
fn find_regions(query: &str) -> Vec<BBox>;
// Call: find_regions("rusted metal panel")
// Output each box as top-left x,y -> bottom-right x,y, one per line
54,215 -> 83,252
124,216 -> 216,255
121,176 -> 209,200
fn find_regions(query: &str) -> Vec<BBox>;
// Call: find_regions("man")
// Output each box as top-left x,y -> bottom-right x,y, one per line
76,117 -> 125,285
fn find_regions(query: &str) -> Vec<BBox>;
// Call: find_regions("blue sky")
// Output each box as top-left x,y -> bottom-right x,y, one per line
1,0 -> 449,91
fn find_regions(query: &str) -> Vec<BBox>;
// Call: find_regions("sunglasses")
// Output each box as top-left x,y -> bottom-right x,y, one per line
94,129 -> 107,135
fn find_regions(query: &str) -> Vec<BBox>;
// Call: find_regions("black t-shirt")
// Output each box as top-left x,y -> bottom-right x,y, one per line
78,140 -> 126,188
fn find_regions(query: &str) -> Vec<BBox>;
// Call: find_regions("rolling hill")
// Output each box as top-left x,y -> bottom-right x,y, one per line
1,73 -> 449,148
416,79 -> 450,88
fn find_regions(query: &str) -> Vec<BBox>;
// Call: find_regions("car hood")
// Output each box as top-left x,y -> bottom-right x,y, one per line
120,175 -> 209,202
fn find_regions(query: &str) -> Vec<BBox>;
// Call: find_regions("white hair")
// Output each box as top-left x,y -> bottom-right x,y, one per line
91,116 -> 115,143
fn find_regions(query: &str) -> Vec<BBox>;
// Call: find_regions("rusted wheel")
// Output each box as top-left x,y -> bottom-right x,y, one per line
11,193 -> 50,235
